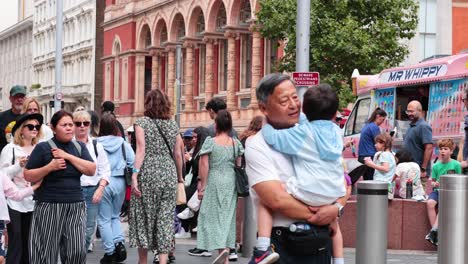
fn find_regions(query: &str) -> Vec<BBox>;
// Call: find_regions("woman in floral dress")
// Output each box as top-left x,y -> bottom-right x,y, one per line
197,110 -> 244,264
129,89 -> 184,264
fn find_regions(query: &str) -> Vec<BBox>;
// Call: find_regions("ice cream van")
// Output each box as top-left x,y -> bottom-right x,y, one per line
342,53 -> 468,173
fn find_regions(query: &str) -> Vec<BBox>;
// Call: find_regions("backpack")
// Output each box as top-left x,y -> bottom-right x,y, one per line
47,139 -> 82,156
92,139 -> 98,158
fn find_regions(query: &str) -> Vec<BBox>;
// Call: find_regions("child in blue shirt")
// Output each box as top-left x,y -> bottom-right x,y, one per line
249,84 -> 347,264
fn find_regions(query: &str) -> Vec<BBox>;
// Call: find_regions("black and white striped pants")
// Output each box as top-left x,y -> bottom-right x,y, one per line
29,202 -> 86,264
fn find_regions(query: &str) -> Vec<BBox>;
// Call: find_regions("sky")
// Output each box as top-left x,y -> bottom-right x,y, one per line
0,1 -> 18,32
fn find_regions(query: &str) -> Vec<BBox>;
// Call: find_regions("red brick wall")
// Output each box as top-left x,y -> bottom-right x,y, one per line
103,22 -> 136,56
453,6 -> 468,54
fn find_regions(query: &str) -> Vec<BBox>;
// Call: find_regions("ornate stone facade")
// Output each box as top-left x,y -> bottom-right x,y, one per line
0,16 -> 33,111
102,0 -> 282,130
30,0 -> 99,122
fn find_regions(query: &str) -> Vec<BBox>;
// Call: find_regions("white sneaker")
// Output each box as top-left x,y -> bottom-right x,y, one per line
87,242 -> 93,253
177,208 -> 195,220
175,227 -> 191,239
192,227 -> 198,232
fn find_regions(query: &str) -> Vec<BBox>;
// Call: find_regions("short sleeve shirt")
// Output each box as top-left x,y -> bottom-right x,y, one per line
395,162 -> 425,198
245,132 -> 297,227
358,122 -> 380,157
0,109 -> 21,152
26,138 -> 93,203
372,151 -> 396,183
431,159 -> 462,184
403,118 -> 433,167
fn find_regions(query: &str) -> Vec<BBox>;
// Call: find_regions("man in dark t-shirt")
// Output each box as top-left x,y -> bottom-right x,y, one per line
0,85 -> 27,151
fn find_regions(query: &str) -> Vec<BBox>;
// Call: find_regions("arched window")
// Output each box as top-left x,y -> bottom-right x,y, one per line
216,4 -> 227,32
145,30 -> 152,48
175,15 -> 185,41
160,24 -> 168,45
196,13 -> 205,37
240,0 -> 252,25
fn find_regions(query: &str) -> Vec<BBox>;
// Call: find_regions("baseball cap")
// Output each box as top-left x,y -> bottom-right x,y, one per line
10,85 -> 27,96
183,128 -> 194,138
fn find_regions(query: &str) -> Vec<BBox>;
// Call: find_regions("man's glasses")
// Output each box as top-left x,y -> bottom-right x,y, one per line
25,124 -> 41,131
74,121 -> 90,127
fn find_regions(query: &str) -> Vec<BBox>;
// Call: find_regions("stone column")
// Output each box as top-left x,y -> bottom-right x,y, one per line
250,26 -> 262,108
166,46 -> 176,106
203,38 -> 215,103
135,55 -> 146,114
151,50 -> 159,89
183,41 -> 195,111
225,31 -> 238,110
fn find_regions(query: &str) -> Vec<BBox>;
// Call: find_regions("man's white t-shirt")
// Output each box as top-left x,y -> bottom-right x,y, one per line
245,131 -> 298,227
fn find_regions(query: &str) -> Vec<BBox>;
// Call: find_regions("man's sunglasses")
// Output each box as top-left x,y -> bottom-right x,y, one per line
25,124 -> 41,131
74,121 -> 91,127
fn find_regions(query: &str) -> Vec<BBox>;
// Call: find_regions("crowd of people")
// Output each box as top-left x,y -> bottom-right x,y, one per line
1,73 -> 467,264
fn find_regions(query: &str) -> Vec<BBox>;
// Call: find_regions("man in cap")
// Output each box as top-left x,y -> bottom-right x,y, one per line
0,85 -> 27,151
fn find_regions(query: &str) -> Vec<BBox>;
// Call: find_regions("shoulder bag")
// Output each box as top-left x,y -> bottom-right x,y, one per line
154,120 -> 186,205
121,143 -> 133,186
232,138 -> 249,197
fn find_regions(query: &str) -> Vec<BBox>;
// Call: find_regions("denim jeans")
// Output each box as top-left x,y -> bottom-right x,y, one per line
97,176 -> 126,254
82,185 -> 99,250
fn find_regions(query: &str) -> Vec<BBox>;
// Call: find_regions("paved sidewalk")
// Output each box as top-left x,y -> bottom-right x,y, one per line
86,238 -> 437,264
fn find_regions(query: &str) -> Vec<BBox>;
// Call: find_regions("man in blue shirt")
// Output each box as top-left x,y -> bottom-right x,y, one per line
403,100 -> 433,179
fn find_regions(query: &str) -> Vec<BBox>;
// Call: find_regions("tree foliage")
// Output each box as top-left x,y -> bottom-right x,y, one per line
256,0 -> 419,108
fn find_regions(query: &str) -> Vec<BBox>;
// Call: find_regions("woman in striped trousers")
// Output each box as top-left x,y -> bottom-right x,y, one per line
24,110 -> 96,264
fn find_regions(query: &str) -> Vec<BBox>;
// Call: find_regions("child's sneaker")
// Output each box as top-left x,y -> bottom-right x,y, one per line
248,246 -> 279,264
425,229 -> 438,246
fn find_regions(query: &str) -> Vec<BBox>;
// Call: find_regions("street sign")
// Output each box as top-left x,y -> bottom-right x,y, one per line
292,72 -> 320,86
56,92 -> 63,100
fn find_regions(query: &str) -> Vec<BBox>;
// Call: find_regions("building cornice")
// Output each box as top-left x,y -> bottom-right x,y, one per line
0,16 -> 33,42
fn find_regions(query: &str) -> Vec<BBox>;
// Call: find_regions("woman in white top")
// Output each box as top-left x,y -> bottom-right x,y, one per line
21,97 -> 54,141
73,110 -> 111,251
0,113 -> 43,264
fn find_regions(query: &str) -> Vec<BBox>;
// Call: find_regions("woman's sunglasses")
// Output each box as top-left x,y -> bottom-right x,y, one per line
25,124 -> 41,131
74,121 -> 91,127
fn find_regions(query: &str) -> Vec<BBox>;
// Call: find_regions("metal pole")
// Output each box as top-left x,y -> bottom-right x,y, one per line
295,0 -> 310,101
241,196 -> 257,258
438,175 -> 468,264
175,44 -> 182,126
54,0 -> 63,112
356,181 -> 388,264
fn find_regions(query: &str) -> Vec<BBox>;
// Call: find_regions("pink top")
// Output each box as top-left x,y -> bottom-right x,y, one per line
0,173 -> 33,223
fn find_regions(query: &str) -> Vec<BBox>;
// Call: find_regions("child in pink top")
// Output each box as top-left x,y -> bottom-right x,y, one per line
0,173 -> 40,262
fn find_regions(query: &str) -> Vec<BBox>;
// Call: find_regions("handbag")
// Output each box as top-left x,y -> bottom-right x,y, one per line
176,182 -> 187,205
232,138 -> 249,197
121,143 -> 132,186
154,120 -> 187,205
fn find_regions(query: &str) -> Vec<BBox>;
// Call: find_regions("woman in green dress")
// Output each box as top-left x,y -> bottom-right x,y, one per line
197,110 -> 244,264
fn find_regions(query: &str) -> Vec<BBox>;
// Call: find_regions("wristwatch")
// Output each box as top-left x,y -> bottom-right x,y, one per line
333,202 -> 345,217
421,167 -> 426,173
132,168 -> 140,173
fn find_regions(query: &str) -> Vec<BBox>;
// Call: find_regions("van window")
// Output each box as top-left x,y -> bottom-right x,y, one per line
344,98 -> 371,136
394,85 -> 429,139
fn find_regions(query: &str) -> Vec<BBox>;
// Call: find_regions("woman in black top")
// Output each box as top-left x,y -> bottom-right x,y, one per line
24,110 -> 96,264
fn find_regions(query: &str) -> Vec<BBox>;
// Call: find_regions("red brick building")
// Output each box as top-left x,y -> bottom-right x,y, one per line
453,0 -> 468,54
102,0 -> 282,130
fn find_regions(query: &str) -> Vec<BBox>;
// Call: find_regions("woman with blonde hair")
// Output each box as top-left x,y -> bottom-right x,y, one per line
21,97 -> 53,141
0,113 -> 43,263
